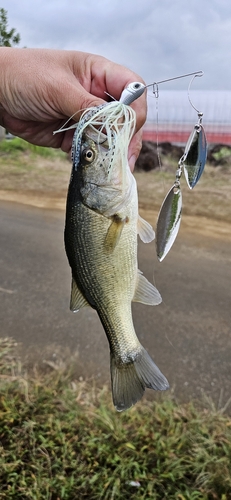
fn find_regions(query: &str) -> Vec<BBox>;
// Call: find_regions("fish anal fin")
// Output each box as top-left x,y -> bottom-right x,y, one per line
137,215 -> 155,243
70,278 -> 90,312
104,215 -> 128,252
111,347 -> 169,412
133,270 -> 162,305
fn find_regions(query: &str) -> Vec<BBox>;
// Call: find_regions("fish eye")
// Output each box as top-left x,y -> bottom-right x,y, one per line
81,148 -> 95,164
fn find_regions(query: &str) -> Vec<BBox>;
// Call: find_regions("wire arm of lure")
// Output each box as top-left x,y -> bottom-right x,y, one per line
147,70 -> 203,88
187,73 -> 204,117
149,70 -> 204,103
118,71 -> 203,106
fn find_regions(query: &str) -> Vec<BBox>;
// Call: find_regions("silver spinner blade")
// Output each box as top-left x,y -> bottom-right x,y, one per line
156,185 -> 182,261
183,125 -> 207,189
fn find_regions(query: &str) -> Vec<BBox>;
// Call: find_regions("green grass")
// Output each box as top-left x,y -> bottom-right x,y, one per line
0,137 -> 66,158
212,146 -> 231,162
0,339 -> 231,499
0,137 -> 70,193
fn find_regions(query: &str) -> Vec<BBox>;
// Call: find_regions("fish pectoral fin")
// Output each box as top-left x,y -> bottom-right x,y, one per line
111,347 -> 169,412
70,278 -> 90,312
137,215 -> 155,243
132,270 -> 162,305
104,215 -> 128,253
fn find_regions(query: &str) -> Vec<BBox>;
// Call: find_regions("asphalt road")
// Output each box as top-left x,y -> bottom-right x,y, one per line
1,200 -> 231,407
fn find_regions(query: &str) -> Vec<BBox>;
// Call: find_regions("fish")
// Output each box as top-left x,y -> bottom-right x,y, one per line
64,101 -> 169,411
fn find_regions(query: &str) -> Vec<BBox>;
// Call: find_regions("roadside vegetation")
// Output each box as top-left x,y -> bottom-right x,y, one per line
0,137 -> 70,195
1,338 -> 231,499
0,136 -> 67,158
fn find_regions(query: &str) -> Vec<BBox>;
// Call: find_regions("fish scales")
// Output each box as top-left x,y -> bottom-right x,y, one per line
65,101 -> 169,411
66,200 -> 139,357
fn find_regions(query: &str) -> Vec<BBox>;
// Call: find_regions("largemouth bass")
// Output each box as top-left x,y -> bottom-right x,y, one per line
64,102 -> 169,411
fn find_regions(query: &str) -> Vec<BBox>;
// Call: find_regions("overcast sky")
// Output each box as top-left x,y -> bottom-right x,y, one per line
2,0 -> 231,93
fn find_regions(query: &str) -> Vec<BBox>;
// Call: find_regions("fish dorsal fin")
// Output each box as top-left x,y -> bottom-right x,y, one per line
104,215 -> 127,253
70,278 -> 90,312
133,270 -> 162,305
137,216 -> 155,243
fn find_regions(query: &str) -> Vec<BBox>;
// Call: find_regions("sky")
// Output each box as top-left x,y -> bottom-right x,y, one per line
2,0 -> 231,90
2,0 -> 231,124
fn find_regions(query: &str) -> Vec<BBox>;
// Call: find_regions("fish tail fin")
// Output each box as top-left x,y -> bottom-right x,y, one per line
110,347 -> 169,412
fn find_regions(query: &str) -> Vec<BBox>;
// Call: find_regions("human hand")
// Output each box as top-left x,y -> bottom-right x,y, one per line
0,48 -> 147,170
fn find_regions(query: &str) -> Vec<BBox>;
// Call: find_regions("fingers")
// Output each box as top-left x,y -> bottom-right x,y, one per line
83,53 -> 147,132
130,90 -> 147,135
52,78 -> 105,123
128,128 -> 143,172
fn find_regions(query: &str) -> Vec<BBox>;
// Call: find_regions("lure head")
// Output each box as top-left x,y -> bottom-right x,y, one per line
119,82 -> 146,105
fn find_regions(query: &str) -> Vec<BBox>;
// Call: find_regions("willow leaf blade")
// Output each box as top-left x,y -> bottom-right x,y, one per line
156,185 -> 182,262
183,126 -> 207,189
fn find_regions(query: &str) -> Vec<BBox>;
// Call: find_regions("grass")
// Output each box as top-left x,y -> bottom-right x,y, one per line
1,339 -> 231,499
0,137 -> 70,194
0,137 -> 66,158
0,137 -> 231,224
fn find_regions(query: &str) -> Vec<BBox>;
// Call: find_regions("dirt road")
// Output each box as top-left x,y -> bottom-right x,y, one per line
1,199 -> 231,406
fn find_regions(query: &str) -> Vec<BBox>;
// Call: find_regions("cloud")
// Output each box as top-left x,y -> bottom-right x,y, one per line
2,0 -> 231,89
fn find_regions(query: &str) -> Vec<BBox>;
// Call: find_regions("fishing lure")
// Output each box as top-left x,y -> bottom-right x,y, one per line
54,71 -> 207,263
155,73 -> 207,261
119,71 -> 207,261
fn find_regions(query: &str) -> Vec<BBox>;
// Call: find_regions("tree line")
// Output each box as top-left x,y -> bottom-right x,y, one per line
0,7 -> 20,47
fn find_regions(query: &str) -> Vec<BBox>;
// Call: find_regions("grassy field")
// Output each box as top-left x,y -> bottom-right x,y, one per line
1,137 -> 231,223
0,138 -> 69,193
1,337 -> 231,500
1,138 -> 231,499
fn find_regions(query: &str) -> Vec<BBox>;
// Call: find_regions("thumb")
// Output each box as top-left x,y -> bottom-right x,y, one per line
57,81 -> 106,121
